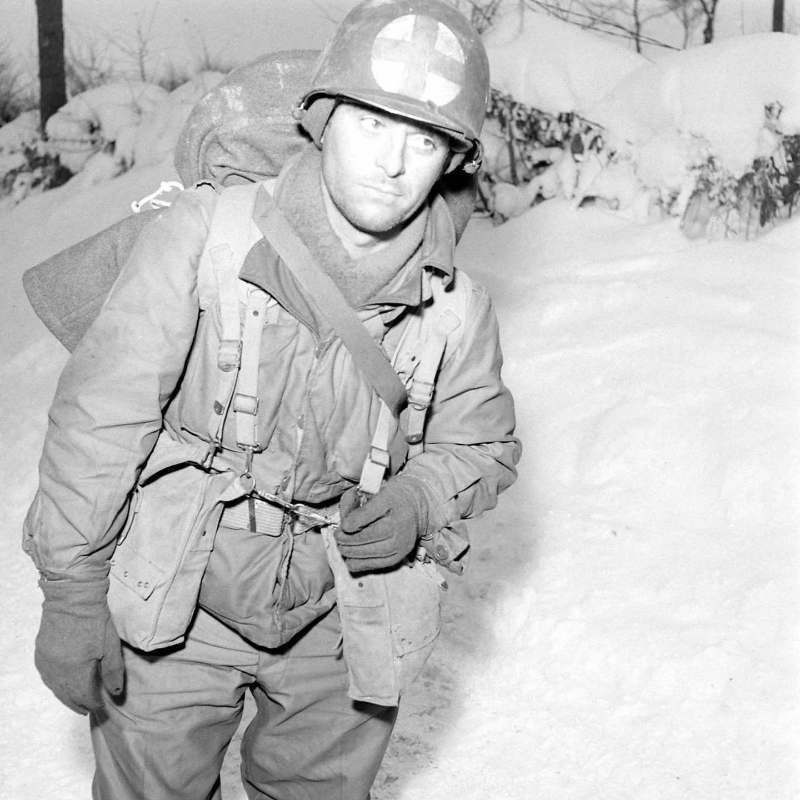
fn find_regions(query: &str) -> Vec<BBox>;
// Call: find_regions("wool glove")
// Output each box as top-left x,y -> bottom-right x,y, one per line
335,475 -> 431,573
34,575 -> 124,715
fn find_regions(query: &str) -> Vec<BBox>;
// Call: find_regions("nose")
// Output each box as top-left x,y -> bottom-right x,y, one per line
376,129 -> 405,178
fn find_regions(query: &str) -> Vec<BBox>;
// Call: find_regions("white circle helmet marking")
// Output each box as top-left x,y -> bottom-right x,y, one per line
370,14 -> 466,107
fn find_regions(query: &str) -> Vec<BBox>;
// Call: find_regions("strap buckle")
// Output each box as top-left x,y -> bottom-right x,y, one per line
408,379 -> 435,410
217,339 -> 242,372
233,393 -> 259,415
368,445 -> 391,469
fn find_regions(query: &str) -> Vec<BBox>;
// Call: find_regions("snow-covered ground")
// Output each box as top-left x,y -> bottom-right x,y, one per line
2,8 -> 799,799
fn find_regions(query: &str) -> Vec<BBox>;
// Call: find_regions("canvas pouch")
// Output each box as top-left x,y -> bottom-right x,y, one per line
321,527 -> 445,707
107,434 -> 251,651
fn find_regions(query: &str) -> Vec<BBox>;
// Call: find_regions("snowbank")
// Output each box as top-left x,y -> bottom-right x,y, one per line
484,7 -> 648,116
591,33 -> 800,174
393,201 -> 800,800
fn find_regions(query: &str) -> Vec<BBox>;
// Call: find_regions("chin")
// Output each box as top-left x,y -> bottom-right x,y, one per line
349,205 -> 409,236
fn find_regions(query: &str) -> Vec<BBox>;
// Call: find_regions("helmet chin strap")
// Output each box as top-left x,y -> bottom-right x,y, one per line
461,140 -> 483,175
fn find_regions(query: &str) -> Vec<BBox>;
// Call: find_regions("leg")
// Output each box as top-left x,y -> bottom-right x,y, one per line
241,607 -> 398,800
91,609 -> 258,800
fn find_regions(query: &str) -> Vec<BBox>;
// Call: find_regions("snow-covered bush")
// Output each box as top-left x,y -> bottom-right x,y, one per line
27,71 -> 225,188
0,111 -> 72,209
681,127 -> 800,240
44,82 -> 169,173
478,10 -> 800,238
0,67 -> 227,202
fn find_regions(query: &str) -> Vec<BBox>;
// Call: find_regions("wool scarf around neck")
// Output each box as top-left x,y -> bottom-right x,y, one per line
275,147 -> 427,308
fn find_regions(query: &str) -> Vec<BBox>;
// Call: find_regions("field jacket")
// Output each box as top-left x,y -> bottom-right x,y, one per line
23,150 -> 521,655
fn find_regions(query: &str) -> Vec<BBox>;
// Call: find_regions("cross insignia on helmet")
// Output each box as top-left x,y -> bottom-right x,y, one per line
371,15 -> 466,107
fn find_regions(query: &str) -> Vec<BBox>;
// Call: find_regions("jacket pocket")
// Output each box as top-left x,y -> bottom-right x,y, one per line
108,437 -> 250,651
321,529 -> 443,707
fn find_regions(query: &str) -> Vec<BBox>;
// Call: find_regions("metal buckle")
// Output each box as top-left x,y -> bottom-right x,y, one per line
217,339 -> 242,372
368,446 -> 391,469
233,393 -> 259,415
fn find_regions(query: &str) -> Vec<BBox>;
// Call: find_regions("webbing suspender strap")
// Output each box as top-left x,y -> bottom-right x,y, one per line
252,186 -> 408,420
234,287 -> 269,454
358,277 -> 462,494
204,243 -> 241,457
406,324 -> 449,460
198,183 -> 268,464
197,181 -> 462,499
406,281 -> 462,460
359,400 -> 394,495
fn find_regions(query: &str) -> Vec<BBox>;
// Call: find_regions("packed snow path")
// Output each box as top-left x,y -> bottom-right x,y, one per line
1,172 -> 798,798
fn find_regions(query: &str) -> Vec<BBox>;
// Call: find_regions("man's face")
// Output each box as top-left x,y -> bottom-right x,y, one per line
320,102 -> 452,238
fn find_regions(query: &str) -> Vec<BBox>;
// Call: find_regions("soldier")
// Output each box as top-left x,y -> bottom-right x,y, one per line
24,1 -> 520,797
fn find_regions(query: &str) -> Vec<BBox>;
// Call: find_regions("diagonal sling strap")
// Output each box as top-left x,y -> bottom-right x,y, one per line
252,185 -> 408,420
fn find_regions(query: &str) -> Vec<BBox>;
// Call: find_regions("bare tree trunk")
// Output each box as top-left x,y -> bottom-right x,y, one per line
36,0 -> 67,132
699,0 -> 719,42
773,0 -> 784,30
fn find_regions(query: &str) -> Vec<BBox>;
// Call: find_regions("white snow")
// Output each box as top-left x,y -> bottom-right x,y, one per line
2,9 -> 799,800
484,8 -> 648,116
591,32 -> 800,173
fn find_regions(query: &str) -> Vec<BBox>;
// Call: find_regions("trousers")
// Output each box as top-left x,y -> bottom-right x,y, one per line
89,606 -> 398,800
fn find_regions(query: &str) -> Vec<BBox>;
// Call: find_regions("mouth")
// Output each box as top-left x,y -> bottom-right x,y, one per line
361,183 -> 403,198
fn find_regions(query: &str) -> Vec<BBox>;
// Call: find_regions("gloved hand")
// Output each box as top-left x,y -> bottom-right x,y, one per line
34,575 -> 125,715
335,475 -> 431,573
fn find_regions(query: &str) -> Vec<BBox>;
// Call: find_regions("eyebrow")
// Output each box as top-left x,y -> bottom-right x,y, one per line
353,105 -> 447,144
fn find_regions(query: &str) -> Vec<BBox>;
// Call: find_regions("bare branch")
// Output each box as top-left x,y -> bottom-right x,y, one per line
526,0 -> 680,49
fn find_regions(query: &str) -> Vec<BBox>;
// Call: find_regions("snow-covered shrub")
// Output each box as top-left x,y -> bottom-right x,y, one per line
681,130 -> 800,240
0,144 -> 72,210
478,89 -> 621,222
0,111 -> 71,209
45,82 -> 168,173
480,86 -> 800,239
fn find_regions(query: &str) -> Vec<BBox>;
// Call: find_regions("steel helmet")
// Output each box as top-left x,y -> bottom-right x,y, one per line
296,0 -> 490,172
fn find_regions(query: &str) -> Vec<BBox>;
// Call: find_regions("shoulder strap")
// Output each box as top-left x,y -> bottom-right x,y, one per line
359,271 -> 466,494
252,186 -> 408,420
195,182 -> 270,464
405,274 -> 463,459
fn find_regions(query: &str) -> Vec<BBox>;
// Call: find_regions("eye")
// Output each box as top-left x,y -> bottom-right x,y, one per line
408,132 -> 441,154
360,115 -> 384,131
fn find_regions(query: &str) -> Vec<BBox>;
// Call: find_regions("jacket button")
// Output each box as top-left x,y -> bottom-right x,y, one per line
434,545 -> 449,562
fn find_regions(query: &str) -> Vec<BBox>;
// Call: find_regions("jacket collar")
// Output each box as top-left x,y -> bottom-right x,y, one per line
371,193 -> 456,308
240,146 -> 458,316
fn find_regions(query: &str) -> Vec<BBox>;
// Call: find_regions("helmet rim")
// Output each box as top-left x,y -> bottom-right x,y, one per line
299,88 -> 476,150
